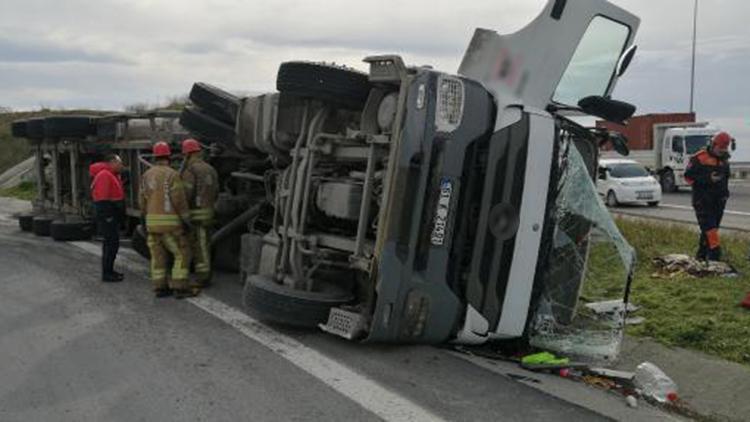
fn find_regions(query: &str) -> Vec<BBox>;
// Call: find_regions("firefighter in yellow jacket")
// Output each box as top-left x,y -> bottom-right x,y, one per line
180,139 -> 219,288
139,141 -> 195,299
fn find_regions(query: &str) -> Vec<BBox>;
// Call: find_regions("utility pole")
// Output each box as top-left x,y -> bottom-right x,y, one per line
690,0 -> 698,114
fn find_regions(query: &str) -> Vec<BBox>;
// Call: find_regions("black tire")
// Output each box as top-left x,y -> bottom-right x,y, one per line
131,224 -> 150,259
189,83 -> 240,125
32,216 -> 54,236
11,120 -> 28,138
276,62 -> 371,110
243,274 -> 354,328
660,170 -> 677,193
606,191 -> 619,207
50,220 -> 95,241
44,116 -> 97,139
180,106 -> 236,143
647,201 -> 660,207
18,214 -> 34,231
26,118 -> 46,140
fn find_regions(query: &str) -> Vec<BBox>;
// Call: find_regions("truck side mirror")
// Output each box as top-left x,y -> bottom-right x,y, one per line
732,138 -> 737,151
617,45 -> 638,77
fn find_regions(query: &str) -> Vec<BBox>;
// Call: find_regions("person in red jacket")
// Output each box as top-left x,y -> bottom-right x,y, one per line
90,154 -> 125,282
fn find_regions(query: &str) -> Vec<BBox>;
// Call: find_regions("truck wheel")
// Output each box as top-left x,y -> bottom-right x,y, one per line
180,106 -> 236,143
18,214 -> 34,231
50,220 -> 95,241
276,62 -> 371,110
32,216 -> 54,236
243,274 -> 354,328
11,120 -> 28,138
606,191 -> 619,207
44,116 -> 97,138
647,201 -> 660,207
131,224 -> 151,259
660,170 -> 677,193
189,83 -> 241,125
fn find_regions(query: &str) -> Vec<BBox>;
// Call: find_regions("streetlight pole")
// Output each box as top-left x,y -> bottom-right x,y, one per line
690,0 -> 698,114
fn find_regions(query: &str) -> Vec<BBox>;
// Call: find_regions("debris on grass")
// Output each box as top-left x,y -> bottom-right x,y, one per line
652,254 -> 738,278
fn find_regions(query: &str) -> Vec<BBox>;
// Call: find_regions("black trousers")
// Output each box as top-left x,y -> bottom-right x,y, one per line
95,202 -> 122,276
694,197 -> 726,260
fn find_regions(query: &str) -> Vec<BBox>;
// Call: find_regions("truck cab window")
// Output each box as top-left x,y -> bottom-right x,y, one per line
598,167 -> 607,180
671,136 -> 684,153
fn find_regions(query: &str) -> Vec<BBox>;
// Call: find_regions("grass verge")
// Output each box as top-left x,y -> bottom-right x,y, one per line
615,218 -> 750,366
0,181 -> 36,201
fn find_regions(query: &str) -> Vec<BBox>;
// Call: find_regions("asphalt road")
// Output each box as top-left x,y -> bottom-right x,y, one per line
609,180 -> 750,232
0,199 -> 675,422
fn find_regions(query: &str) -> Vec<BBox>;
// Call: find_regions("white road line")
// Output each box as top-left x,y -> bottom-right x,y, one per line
68,240 -> 444,422
659,203 -> 750,217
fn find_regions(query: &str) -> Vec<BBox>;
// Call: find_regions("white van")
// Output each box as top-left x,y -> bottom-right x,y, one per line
598,159 -> 662,207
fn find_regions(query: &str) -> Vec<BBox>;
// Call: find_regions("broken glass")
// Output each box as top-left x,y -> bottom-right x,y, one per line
529,142 -> 636,364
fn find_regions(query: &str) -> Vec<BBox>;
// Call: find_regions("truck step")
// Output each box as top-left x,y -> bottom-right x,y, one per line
319,308 -> 365,340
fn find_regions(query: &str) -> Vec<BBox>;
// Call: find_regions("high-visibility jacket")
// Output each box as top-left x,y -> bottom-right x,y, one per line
139,164 -> 190,233
181,156 -> 219,224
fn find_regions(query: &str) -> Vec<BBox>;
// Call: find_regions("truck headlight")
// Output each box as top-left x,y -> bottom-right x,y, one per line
435,75 -> 464,133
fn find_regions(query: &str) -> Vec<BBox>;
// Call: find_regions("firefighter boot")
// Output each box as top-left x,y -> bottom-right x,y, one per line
706,247 -> 722,262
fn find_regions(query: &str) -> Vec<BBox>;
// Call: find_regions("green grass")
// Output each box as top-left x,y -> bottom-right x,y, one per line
0,181 -> 36,200
609,219 -> 750,365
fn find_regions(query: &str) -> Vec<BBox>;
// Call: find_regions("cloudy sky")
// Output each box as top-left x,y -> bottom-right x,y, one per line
1,0 -> 748,154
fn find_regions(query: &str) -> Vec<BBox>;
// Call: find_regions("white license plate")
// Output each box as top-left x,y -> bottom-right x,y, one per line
636,191 -> 653,200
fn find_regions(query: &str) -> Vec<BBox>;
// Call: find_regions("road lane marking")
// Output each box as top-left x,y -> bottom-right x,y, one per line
659,203 -> 750,217
68,240 -> 445,422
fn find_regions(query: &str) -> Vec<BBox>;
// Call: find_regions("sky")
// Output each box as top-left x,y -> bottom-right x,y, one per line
0,0 -> 748,156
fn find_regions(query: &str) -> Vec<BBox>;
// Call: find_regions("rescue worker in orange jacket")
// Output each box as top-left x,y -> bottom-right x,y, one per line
684,132 -> 732,261
138,142 -> 195,298
180,139 -> 219,288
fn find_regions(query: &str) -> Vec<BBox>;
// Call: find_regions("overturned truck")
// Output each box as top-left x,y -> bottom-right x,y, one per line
12,0 -> 640,358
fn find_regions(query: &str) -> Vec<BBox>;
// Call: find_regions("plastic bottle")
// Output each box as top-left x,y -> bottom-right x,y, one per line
633,362 -> 678,403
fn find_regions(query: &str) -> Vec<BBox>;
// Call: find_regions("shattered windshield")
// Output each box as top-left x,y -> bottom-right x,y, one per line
553,16 -> 631,106
530,142 -> 636,363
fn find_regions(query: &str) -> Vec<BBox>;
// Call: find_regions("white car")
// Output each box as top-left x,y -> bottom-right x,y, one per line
597,159 -> 662,207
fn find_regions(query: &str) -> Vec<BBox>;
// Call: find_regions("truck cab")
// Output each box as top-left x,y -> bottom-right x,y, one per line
658,125 -> 718,191
176,0 -> 641,359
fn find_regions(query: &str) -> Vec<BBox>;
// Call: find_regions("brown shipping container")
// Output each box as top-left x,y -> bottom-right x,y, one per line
597,113 -> 696,150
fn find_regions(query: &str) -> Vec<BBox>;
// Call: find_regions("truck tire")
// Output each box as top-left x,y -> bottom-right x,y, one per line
11,120 -> 28,138
32,216 -> 54,236
648,201 -> 660,207
180,106 -> 236,143
660,170 -> 677,193
276,62 -> 371,110
50,220 -> 95,241
243,274 -> 354,328
26,118 -> 46,140
18,214 -> 34,231
44,116 -> 97,139
189,83 -> 240,125
131,224 -> 150,259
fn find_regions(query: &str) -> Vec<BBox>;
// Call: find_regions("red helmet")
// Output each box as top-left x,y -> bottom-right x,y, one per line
712,132 -> 732,150
153,141 -> 171,158
182,138 -> 201,154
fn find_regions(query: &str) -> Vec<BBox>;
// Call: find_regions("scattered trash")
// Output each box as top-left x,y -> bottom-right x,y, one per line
625,316 -> 646,326
626,395 -> 638,408
652,254 -> 738,278
585,299 -> 639,315
507,373 -> 542,384
633,362 -> 678,403
588,367 -> 635,383
521,352 -> 570,366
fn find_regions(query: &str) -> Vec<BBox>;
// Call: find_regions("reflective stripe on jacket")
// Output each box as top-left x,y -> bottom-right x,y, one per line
181,157 -> 219,224
139,164 -> 190,233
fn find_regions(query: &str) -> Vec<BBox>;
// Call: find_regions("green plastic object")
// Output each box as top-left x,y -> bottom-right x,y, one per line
521,352 -> 570,366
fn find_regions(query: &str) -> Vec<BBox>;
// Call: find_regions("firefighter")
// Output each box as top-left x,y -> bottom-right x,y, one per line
684,131 -> 732,261
90,154 -> 125,282
180,138 -> 219,288
139,142 -> 195,299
